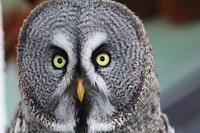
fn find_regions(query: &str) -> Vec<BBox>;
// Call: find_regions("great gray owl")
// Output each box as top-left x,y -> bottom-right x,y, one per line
8,0 -> 175,132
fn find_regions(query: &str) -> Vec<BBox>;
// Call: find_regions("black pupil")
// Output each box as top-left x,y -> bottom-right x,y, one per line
57,58 -> 63,64
100,56 -> 105,62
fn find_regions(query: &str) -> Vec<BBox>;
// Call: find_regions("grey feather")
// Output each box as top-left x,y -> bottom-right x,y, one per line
8,0 -> 174,132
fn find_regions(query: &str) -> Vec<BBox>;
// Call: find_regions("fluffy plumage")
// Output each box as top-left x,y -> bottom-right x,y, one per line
8,0 -> 174,132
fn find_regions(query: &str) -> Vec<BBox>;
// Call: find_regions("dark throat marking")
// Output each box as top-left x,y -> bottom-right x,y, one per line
74,92 -> 91,133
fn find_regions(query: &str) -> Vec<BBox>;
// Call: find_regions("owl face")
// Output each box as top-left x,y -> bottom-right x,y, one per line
18,0 -> 148,132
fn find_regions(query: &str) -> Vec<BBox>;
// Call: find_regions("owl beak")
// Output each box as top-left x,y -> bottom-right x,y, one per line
77,77 -> 86,102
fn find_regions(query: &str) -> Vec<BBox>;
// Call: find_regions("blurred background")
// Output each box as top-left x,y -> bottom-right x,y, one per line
2,0 -> 200,132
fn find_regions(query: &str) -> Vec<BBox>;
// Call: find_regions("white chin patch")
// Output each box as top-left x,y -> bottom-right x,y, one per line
87,97 -> 116,133
88,120 -> 115,133
53,95 -> 76,132
50,122 -> 75,133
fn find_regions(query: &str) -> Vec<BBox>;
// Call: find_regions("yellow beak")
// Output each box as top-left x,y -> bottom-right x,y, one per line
77,77 -> 86,102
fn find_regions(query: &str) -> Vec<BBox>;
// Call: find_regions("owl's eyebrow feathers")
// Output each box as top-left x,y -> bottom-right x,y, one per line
81,32 -> 108,66
51,32 -> 77,64
52,33 -> 73,56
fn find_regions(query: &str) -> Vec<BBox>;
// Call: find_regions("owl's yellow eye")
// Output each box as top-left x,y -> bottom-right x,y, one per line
96,53 -> 110,67
53,55 -> 67,69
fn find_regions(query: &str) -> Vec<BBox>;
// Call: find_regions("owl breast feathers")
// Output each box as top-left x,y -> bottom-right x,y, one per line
8,0 -> 174,133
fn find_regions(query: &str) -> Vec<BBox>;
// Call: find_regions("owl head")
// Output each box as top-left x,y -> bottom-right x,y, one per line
17,0 -> 155,132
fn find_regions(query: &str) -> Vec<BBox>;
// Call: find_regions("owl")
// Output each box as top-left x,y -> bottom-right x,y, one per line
8,0 -> 175,132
